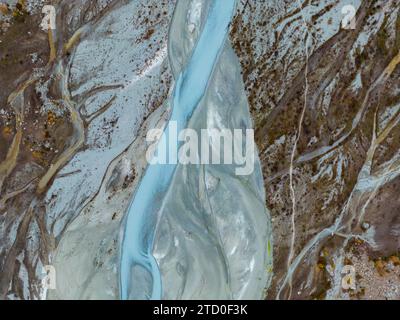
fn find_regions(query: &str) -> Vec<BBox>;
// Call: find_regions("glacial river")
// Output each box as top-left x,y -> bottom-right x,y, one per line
119,0 -> 237,300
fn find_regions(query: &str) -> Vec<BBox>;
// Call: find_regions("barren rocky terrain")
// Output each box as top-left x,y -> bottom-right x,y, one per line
231,0 -> 400,299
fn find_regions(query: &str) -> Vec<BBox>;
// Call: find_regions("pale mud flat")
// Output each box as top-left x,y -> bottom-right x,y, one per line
0,0 -> 272,300
48,1 -> 272,299
46,1 -> 175,299
150,0 -> 273,300
48,0 -> 273,300
0,0 -> 175,299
